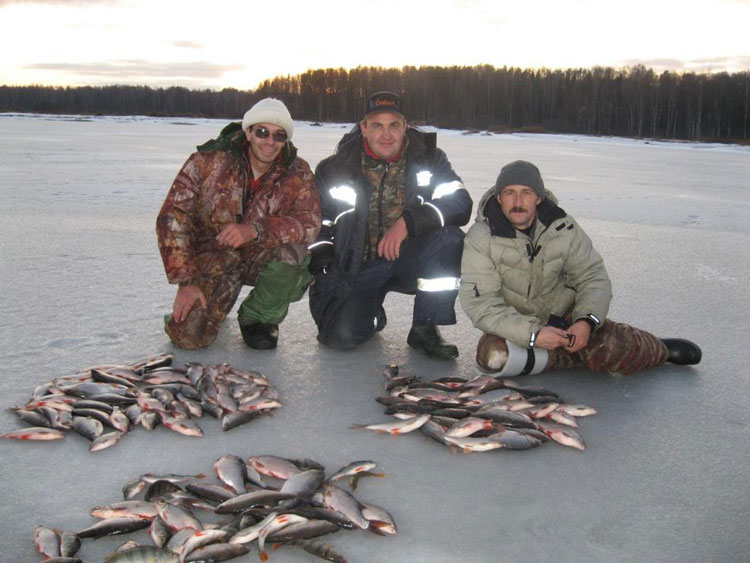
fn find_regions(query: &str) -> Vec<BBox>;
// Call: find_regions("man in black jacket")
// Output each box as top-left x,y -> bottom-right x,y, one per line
308,92 -> 473,359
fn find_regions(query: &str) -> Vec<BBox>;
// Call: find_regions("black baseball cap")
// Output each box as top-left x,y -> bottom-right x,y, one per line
364,91 -> 405,119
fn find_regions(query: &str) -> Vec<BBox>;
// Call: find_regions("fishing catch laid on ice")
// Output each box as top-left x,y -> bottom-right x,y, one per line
2,353 -> 281,451
33,453 -> 394,562
352,364 -> 596,452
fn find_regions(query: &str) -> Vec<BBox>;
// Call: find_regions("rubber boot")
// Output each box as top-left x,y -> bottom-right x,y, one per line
660,338 -> 702,365
407,324 -> 459,360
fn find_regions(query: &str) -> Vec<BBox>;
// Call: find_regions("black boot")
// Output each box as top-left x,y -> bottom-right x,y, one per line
661,338 -> 701,365
240,323 -> 279,350
407,324 -> 458,360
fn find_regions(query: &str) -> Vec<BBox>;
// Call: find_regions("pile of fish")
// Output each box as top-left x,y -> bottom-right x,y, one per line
2,353 -> 281,451
33,453 -> 394,562
352,365 -> 596,452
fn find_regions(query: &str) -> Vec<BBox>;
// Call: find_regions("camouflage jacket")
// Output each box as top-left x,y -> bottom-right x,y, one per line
459,187 -> 612,348
361,144 -> 409,260
156,123 -> 321,284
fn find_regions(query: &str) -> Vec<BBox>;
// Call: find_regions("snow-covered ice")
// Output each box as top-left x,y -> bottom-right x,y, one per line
1,113 -> 749,562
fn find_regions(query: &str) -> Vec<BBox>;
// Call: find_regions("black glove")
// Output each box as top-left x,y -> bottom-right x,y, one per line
308,245 -> 334,276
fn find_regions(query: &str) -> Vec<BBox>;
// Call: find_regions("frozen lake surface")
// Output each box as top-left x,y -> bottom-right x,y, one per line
1,113 -> 749,563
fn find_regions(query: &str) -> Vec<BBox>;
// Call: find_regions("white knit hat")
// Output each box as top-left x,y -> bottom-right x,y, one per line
241,98 -> 294,140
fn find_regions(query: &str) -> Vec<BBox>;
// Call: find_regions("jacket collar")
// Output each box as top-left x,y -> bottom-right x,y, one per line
484,196 -> 567,238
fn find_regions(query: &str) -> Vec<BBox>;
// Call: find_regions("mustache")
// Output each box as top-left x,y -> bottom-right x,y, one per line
510,206 -> 528,213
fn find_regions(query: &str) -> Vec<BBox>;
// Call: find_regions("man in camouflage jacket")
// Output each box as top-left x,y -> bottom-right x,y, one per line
308,92 -> 472,359
459,160 -> 701,375
156,98 -> 321,350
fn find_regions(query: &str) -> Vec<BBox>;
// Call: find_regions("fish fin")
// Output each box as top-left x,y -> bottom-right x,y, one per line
260,549 -> 270,561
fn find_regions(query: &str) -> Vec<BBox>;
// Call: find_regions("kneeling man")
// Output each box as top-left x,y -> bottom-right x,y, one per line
157,98 -> 321,349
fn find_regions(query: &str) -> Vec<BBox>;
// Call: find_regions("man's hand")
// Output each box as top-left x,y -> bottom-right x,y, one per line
566,320 -> 591,353
534,326 -> 571,350
216,223 -> 257,249
172,284 -> 207,323
377,217 -> 408,261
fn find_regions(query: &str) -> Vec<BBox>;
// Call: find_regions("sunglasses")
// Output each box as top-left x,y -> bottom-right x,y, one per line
252,126 -> 287,143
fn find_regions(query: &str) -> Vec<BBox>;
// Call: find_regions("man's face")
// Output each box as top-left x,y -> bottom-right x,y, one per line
360,112 -> 406,160
497,184 -> 542,230
246,123 -> 286,170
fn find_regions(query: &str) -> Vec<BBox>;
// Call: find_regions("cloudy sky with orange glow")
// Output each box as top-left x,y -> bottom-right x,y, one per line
1,0 -> 748,90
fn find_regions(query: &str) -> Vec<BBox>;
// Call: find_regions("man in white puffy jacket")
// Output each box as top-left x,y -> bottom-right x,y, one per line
459,160 -> 701,376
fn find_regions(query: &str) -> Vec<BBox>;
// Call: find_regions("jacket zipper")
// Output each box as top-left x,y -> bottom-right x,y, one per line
526,223 -> 551,297
376,163 -> 390,245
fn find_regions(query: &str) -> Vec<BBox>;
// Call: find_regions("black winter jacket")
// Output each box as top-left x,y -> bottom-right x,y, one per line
308,126 -> 472,332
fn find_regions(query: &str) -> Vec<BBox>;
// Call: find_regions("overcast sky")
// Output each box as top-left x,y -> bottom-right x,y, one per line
1,0 -> 748,90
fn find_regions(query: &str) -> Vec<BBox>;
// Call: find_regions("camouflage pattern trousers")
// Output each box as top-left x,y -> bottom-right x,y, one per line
165,244 -> 310,349
476,319 -> 669,376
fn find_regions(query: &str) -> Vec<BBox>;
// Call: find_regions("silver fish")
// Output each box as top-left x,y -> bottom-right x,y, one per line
34,525 -> 60,559
0,426 -> 65,440
321,484 -> 369,529
77,517 -> 151,538
59,530 -> 81,557
538,421 -> 586,450
350,413 -> 431,435
247,455 -> 301,479
89,431 -> 125,452
104,545 -> 178,562
155,499 -> 202,532
72,416 -> 104,441
361,501 -> 397,535
90,501 -> 158,520
213,454 -> 248,495
183,543 -> 248,562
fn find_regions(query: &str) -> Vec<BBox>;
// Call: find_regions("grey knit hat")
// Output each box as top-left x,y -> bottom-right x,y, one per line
494,160 -> 545,199
241,98 -> 294,139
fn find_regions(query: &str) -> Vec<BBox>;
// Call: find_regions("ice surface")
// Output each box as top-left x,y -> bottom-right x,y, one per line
1,113 -> 749,563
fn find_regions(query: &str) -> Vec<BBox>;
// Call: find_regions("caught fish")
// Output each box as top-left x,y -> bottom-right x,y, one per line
59,530 -> 81,557
247,455 -> 301,480
34,525 -> 60,559
361,501 -> 397,535
443,435 -> 504,453
328,460 -> 384,491
538,421 -> 586,450
90,431 -> 125,452
215,490 -> 298,514
155,499 -> 203,532
90,500 -> 158,520
160,415 -> 203,437
0,426 -> 65,440
103,545 -> 178,562
350,413 -> 431,435
72,416 -> 104,441
77,518 -> 151,538
183,543 -> 248,562
287,538 -> 349,563
444,416 -> 497,438
257,513 -> 309,561
321,484 -> 369,530
213,454 -> 248,495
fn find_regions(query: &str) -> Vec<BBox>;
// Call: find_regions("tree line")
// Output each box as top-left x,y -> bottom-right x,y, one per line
2,64 -> 749,142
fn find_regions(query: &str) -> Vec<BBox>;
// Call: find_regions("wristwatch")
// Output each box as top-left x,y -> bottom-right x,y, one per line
578,314 -> 601,330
